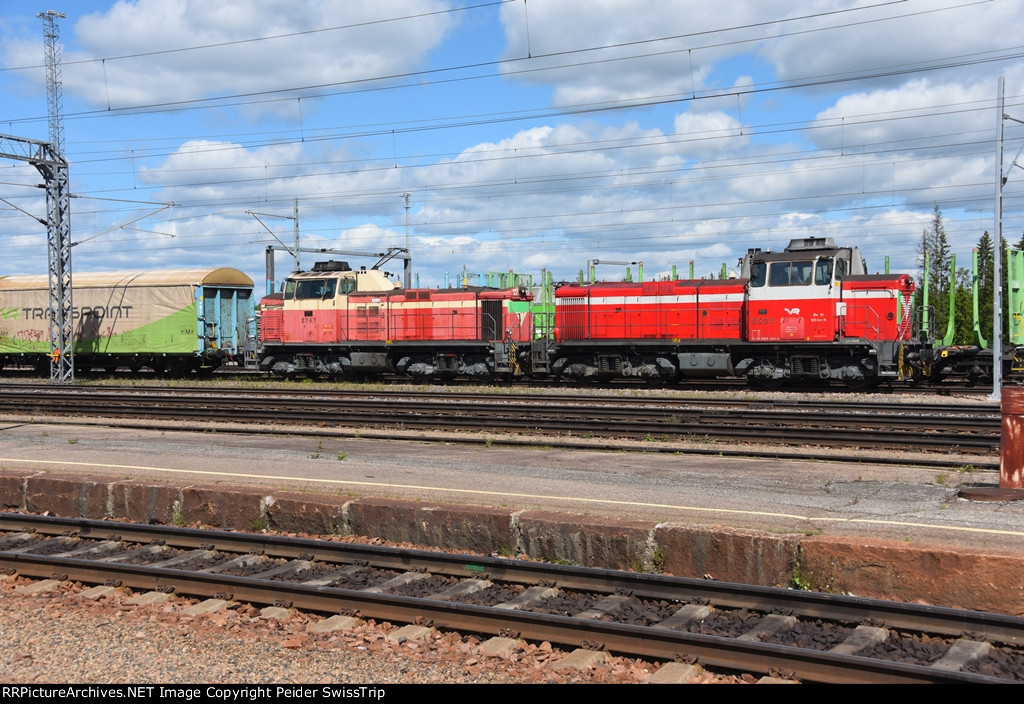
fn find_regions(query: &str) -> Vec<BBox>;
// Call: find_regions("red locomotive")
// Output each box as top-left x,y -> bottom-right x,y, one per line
257,238 -> 915,386
259,260 -> 533,379
549,237 -> 915,386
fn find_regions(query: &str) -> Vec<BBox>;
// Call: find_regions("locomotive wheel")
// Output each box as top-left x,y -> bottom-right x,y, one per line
843,374 -> 879,389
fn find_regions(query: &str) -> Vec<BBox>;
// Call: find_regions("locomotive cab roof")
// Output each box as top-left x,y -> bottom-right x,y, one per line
784,237 -> 838,252
739,238 -> 867,279
311,260 -> 351,272
282,264 -> 398,296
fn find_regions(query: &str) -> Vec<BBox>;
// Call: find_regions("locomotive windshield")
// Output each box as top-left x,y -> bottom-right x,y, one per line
749,257 -> 837,287
285,279 -> 338,299
769,260 -> 813,286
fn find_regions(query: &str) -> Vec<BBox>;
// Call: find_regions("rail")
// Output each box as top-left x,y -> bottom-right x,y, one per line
2,513 -> 1021,684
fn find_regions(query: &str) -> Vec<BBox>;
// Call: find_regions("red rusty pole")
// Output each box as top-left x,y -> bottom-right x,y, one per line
1001,387 -> 1024,489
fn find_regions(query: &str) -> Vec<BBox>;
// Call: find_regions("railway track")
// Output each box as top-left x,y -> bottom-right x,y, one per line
0,383 -> 1000,460
0,365 -> 1010,395
1,513 -> 1021,684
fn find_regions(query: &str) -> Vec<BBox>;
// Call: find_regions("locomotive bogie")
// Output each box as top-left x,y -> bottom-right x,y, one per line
396,349 -> 495,379
550,346 -> 734,382
733,346 -> 881,386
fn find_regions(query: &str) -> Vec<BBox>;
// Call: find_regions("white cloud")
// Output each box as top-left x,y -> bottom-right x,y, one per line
760,0 -> 1023,88
16,0 -> 457,114
2,0 -> 1021,286
497,0 -> 790,106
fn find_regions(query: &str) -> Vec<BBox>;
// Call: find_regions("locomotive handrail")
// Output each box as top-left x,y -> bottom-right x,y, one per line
500,312 -> 530,342
840,302 -> 881,339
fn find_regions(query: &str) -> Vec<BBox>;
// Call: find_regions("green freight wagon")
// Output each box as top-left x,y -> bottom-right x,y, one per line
0,268 -> 254,375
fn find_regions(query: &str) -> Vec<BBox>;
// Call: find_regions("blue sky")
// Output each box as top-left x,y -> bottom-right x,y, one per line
1,0 -> 1022,291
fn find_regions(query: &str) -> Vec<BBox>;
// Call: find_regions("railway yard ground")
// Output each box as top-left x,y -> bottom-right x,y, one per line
1,381 -> 1023,683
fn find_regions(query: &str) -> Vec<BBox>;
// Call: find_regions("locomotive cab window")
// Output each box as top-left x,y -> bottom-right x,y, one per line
814,258 -> 833,286
769,261 -> 812,286
749,261 -> 766,287
295,279 -> 337,299
834,257 -> 850,282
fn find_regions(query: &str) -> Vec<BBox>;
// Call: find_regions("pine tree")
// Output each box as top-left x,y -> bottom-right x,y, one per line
976,230 -> 994,344
953,265 -> 973,344
918,205 -> 952,340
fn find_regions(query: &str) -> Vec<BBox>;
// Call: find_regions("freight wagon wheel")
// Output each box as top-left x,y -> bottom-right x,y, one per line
159,360 -> 191,378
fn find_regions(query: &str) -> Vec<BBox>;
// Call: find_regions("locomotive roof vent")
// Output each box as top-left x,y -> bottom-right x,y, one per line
311,260 -> 351,272
785,237 -> 837,252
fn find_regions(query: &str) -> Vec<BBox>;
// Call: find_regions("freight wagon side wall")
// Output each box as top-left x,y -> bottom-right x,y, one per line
200,285 -> 254,355
0,284 -> 201,355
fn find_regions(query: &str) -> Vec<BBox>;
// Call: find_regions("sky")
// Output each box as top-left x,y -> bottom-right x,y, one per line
1,0 -> 1022,293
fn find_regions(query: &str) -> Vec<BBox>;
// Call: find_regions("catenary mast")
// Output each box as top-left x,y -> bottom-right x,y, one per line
39,9 -> 74,384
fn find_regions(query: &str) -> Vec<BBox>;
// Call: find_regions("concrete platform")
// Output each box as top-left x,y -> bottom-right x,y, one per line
1,417 -> 1022,617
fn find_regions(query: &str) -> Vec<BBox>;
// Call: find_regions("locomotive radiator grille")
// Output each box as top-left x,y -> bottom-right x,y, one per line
560,297 -> 588,340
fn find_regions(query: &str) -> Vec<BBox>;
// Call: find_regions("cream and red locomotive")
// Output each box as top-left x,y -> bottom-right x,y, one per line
258,260 -> 534,379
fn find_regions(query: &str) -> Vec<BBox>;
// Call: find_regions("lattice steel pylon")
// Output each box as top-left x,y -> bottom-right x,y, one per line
38,10 -> 73,384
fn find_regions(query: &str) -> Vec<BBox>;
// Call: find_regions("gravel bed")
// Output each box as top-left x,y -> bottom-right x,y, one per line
0,576 -> 746,684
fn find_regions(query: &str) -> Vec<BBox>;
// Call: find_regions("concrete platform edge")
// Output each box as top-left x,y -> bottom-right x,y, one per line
1,469 -> 1022,617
